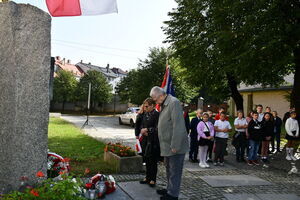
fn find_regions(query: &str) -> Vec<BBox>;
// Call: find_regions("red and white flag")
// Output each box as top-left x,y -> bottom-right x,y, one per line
46,0 -> 118,17
135,139 -> 142,154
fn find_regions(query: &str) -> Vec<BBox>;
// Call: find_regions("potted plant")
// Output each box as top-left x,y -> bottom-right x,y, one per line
104,143 -> 143,173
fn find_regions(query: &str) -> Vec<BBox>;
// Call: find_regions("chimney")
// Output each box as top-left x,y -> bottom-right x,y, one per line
106,63 -> 110,73
88,62 -> 91,65
67,59 -> 71,64
62,58 -> 66,65
80,60 -> 83,63
55,56 -> 61,61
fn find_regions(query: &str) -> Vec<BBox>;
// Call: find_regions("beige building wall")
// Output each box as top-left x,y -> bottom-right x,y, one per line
229,90 -> 291,118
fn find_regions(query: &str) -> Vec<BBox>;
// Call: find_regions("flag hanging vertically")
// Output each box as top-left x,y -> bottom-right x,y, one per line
160,64 -> 175,97
46,0 -> 118,17
156,63 -> 175,111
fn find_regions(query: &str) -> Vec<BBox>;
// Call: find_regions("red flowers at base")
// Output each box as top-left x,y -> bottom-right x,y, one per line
85,168 -> 91,175
30,189 -> 39,197
85,183 -> 93,189
36,171 -> 45,178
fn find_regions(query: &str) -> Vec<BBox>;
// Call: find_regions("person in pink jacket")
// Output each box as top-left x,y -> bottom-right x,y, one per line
197,113 -> 215,168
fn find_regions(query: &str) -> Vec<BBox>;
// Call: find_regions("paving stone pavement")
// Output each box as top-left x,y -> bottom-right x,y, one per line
113,157 -> 300,200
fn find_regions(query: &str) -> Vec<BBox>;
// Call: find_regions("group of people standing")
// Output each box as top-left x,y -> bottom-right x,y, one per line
135,86 -> 189,200
133,87 -> 299,200
188,105 -> 299,168
189,108 -> 232,167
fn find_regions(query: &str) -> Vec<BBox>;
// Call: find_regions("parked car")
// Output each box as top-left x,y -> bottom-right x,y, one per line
119,107 -> 140,127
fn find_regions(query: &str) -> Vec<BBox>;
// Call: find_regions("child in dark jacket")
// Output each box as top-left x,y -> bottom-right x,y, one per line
261,112 -> 274,162
247,112 -> 262,166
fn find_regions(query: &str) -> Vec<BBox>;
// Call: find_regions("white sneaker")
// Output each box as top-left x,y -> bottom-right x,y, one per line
290,155 -> 298,161
204,162 -> 210,168
286,155 -> 292,161
199,162 -> 206,168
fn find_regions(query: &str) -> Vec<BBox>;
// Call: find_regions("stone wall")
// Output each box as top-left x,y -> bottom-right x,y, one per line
0,2 -> 51,193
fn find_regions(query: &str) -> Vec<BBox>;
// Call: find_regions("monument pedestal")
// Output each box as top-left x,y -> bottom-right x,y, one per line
0,2 -> 51,193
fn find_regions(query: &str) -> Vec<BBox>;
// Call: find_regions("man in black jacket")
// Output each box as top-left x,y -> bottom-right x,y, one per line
189,109 -> 203,162
271,111 -> 282,152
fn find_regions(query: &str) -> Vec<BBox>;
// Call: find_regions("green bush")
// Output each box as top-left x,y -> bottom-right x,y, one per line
2,176 -> 86,200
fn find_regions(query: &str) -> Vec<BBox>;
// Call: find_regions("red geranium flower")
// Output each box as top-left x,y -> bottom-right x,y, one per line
85,183 -> 93,189
36,171 -> 45,178
84,168 -> 91,175
59,171 -> 65,175
30,189 -> 39,197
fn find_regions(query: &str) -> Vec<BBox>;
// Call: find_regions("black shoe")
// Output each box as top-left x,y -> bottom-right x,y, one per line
160,193 -> 178,200
149,181 -> 156,187
240,158 -> 246,163
139,179 -> 149,184
236,158 -> 241,162
189,158 -> 194,163
193,159 -> 199,163
157,189 -> 167,196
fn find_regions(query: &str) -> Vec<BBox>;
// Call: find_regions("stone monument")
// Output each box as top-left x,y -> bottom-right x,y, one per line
198,97 -> 204,110
0,2 -> 51,193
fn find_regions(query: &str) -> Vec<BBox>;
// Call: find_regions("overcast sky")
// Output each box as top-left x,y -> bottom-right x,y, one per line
13,0 -> 177,71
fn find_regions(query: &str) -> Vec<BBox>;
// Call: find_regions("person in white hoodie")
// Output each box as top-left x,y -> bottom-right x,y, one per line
285,111 -> 299,161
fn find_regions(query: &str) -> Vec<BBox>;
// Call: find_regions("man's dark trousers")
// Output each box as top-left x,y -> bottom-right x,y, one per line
189,135 -> 198,161
165,154 -> 185,198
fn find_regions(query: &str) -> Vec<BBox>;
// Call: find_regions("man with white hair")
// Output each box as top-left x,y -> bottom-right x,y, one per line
150,86 -> 189,200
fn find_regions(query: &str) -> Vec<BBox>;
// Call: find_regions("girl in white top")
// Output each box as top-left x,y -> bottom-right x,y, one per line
285,111 -> 299,161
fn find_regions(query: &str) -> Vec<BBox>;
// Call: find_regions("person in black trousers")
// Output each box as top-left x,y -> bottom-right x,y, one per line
271,111 -> 282,153
207,110 -> 215,162
135,105 -> 146,162
183,105 -> 191,134
260,112 -> 274,163
189,109 -> 202,162
139,98 -> 160,187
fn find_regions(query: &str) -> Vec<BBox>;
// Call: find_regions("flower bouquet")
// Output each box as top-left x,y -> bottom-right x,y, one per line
83,174 -> 116,199
47,152 -> 70,179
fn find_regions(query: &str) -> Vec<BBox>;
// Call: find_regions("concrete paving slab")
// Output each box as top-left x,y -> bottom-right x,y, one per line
224,194 -> 261,200
184,160 -> 236,172
104,185 -> 132,200
200,175 -> 272,187
257,194 -> 300,200
118,181 -> 189,200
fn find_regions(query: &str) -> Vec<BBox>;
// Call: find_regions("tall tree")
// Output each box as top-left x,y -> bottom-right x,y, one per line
163,0 -> 295,112
231,0 -> 300,114
53,70 -> 78,112
116,47 -> 198,105
77,70 -> 112,112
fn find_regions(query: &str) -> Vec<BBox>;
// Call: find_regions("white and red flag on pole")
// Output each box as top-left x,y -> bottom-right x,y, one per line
46,0 -> 118,17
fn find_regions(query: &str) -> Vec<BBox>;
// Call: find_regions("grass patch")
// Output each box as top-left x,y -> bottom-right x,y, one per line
48,117 -> 116,175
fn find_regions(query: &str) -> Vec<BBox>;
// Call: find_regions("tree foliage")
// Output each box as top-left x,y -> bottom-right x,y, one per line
53,70 -> 77,111
77,70 -> 112,111
116,47 -> 198,105
163,0 -> 300,112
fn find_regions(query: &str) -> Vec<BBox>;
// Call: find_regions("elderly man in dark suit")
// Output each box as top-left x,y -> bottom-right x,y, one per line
150,86 -> 189,200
